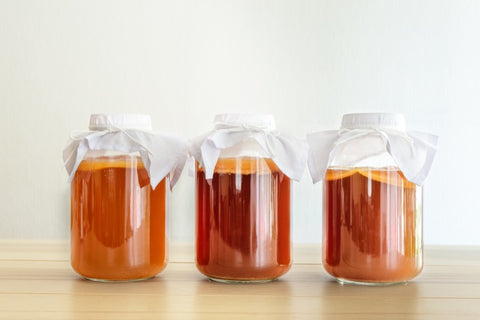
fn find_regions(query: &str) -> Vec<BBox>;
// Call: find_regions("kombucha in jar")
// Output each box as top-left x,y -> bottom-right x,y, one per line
70,152 -> 167,281
323,167 -> 423,284
307,113 -> 438,285
196,157 -> 291,282
192,114 -> 307,283
63,114 -> 187,282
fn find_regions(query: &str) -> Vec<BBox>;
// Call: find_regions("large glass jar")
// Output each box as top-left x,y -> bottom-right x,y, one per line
308,113 -> 438,285
70,149 -> 168,281
192,114 -> 307,283
64,114 -> 186,281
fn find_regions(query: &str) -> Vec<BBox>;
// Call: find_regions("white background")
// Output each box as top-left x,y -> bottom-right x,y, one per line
1,0 -> 479,244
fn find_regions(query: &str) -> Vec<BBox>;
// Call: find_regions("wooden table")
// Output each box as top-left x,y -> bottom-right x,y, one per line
0,241 -> 479,319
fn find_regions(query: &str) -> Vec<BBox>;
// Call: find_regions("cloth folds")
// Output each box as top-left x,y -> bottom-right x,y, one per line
307,128 -> 438,185
191,115 -> 308,181
63,130 -> 188,189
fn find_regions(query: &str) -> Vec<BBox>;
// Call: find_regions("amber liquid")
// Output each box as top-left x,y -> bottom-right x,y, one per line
196,158 -> 291,281
323,168 -> 422,284
71,156 -> 167,281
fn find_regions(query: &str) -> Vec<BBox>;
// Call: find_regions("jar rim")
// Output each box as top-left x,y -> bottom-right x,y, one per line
214,113 -> 276,131
341,113 -> 406,131
89,114 -> 152,131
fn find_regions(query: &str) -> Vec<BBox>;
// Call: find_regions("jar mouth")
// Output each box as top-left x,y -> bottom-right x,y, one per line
341,113 -> 406,131
89,114 -> 152,131
214,113 -> 276,131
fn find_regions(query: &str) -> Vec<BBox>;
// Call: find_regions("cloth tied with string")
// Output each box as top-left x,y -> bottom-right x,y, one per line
191,114 -> 309,181
63,114 -> 188,189
307,115 -> 438,185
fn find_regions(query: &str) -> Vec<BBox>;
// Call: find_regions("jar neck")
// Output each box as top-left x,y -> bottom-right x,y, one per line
218,139 -> 270,159
83,150 -> 141,159
329,135 -> 398,169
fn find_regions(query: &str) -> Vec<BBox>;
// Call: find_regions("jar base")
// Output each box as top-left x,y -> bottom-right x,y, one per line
335,277 -> 408,286
82,275 -> 156,283
207,276 -> 276,284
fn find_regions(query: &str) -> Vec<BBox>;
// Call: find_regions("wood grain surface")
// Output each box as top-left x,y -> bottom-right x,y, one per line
0,241 -> 479,319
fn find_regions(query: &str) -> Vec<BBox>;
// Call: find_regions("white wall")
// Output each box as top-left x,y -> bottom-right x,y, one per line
1,0 -> 479,244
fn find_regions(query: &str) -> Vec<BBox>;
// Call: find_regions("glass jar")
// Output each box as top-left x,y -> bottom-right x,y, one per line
308,113 -> 437,285
193,114 -> 307,283
64,114 -> 185,281
70,150 -> 167,281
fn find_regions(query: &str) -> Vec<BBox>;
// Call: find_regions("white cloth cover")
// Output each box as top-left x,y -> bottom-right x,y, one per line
63,114 -> 188,189
307,113 -> 438,185
191,114 -> 309,181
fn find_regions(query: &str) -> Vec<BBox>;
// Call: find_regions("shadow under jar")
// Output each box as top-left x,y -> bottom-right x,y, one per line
196,157 -> 291,283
